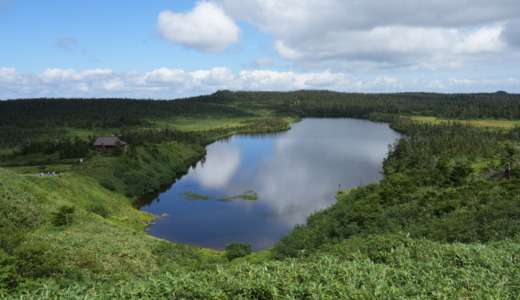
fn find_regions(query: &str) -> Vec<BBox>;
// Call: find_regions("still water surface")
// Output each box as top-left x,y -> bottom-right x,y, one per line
137,118 -> 400,251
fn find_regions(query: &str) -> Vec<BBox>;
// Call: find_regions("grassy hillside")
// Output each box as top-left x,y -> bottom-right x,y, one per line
0,167 -> 225,294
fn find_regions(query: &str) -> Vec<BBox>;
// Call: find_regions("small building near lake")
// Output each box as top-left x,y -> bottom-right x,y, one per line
93,136 -> 127,153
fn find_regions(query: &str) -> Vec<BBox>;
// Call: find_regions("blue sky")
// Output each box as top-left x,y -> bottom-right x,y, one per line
1,0 -> 519,99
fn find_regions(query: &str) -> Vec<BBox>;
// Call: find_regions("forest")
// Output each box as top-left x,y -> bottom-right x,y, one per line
1,90 -> 519,148
0,90 -> 519,298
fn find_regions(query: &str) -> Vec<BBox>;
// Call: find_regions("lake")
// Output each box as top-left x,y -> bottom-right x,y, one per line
136,118 -> 401,251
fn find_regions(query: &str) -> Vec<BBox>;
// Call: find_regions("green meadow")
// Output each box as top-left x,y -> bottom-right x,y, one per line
149,116 -> 251,131
411,116 -> 520,128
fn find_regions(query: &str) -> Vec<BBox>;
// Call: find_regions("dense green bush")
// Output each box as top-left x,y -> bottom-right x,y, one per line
119,171 -> 160,197
51,205 -> 75,226
13,241 -> 66,280
0,250 -> 21,293
225,242 -> 252,261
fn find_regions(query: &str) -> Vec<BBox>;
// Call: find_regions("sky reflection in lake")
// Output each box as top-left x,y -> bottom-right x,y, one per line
138,118 -> 401,251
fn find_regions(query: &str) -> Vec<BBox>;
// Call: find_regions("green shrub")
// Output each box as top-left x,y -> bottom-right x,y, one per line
99,176 -> 119,191
13,241 -> 65,280
225,242 -> 252,261
87,204 -> 110,218
121,171 -> 160,197
0,229 -> 25,253
51,205 -> 75,226
0,250 -> 21,293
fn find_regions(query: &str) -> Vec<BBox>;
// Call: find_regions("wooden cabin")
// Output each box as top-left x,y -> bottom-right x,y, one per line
93,136 -> 127,153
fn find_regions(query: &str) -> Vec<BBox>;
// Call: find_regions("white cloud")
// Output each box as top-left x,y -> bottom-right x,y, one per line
273,41 -> 303,61
156,1 -> 241,53
222,0 -> 518,32
102,78 -> 126,91
191,67 -> 235,85
453,26 -> 504,53
0,67 -> 18,82
269,24 -> 507,71
0,67 -> 519,100
220,0 -> 520,72
145,67 -> 187,84
38,68 -> 114,83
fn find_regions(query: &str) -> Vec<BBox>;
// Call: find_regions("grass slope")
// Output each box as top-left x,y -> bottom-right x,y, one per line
0,167 -> 224,295
9,235 -> 519,299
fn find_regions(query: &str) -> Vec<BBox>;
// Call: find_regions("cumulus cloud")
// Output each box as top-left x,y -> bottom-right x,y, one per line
1,67 -> 519,99
38,68 -> 114,85
145,67 -> 187,84
222,0 -> 518,30
156,1 -> 240,53
220,0 -> 520,71
192,67 -> 235,85
0,67 -> 18,82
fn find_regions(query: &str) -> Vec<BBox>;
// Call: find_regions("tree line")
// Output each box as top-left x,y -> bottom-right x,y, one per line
203,90 -> 520,119
1,91 -> 519,148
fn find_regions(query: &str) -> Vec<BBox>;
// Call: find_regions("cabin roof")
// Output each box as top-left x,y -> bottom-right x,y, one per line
93,136 -> 127,146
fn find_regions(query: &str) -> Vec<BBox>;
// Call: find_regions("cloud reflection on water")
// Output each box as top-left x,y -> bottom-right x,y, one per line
190,142 -> 241,189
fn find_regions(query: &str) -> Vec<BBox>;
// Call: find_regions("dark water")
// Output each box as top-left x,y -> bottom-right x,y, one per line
137,118 -> 401,251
